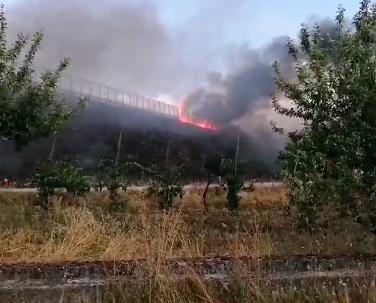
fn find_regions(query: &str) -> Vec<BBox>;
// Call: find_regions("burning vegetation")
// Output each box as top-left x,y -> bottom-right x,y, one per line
178,99 -> 218,130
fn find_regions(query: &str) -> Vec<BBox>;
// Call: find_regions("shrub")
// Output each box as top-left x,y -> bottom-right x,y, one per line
34,161 -> 90,208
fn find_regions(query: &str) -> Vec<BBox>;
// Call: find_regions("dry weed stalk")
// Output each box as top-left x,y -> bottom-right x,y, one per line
0,189 -> 276,263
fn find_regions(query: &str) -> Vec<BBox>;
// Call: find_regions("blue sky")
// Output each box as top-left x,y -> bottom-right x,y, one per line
156,0 -> 360,47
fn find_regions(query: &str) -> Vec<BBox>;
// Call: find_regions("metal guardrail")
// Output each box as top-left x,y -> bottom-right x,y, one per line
43,71 -> 180,118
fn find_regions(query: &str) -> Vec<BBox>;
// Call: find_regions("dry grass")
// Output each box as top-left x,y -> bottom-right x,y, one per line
2,187 -> 376,302
93,276 -> 376,303
0,186 -> 374,263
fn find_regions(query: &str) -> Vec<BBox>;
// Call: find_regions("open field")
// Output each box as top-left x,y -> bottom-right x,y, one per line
2,186 -> 376,302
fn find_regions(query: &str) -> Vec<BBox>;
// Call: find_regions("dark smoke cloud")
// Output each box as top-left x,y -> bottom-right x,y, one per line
183,19 -> 340,143
0,0 -> 252,176
0,1 -> 345,174
183,37 -> 293,129
6,0 -> 245,97
5,0 -> 339,130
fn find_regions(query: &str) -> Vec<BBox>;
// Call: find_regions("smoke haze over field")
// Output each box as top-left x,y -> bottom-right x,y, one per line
6,0 -> 246,98
2,0 -> 341,166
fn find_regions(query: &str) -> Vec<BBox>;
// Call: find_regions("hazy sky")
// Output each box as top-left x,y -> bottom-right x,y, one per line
0,0 -> 361,98
154,0 -> 359,47
2,0 -> 360,48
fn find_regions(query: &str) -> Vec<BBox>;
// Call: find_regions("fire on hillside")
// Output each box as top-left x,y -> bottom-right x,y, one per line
177,99 -> 218,130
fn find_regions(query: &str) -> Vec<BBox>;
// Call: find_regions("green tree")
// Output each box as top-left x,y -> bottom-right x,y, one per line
221,159 -> 252,212
272,0 -> 376,233
145,163 -> 184,211
0,4 -> 85,151
34,161 -> 90,208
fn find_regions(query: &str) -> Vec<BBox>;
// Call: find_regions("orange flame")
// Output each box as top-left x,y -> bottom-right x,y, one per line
178,100 -> 218,130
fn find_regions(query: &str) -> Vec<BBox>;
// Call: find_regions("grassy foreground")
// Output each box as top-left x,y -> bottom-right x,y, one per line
76,278 -> 376,303
1,187 -> 376,302
0,186 -> 374,262
7,275 -> 376,302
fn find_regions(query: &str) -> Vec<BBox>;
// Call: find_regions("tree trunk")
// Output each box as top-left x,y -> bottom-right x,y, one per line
201,173 -> 211,212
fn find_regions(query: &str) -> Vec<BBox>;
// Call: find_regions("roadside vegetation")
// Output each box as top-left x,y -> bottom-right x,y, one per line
2,0 -> 376,302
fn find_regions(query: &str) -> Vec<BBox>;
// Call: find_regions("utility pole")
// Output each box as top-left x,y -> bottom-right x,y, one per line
115,131 -> 122,164
234,136 -> 240,174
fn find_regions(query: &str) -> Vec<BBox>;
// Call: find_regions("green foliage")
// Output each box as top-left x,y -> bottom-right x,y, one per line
34,161 -> 90,208
56,162 -> 91,196
98,159 -> 125,201
146,164 -> 184,210
98,159 -> 146,212
33,165 -> 59,208
224,174 -> 243,211
0,4 -> 85,151
221,159 -> 252,212
272,0 -> 376,233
